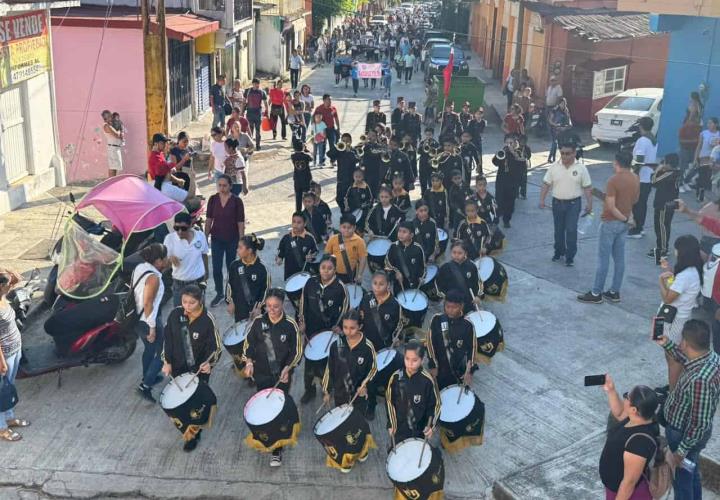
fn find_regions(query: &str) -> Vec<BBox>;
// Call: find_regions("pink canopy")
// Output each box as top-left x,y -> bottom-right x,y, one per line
76,175 -> 184,239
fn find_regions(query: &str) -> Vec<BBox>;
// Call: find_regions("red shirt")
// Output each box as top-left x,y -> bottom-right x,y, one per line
504,113 -> 525,135
148,150 -> 174,179
269,88 -> 286,106
207,193 -> 245,242
226,116 -> 249,134
314,104 -> 338,129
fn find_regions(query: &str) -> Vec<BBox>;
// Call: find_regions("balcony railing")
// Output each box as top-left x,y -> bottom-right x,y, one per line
234,0 -> 253,21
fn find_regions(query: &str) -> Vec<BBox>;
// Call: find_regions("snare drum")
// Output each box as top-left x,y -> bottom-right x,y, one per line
367,237 -> 392,272
438,384 -> 485,453
314,404 -> 376,470
386,438 -> 444,500
345,283 -> 364,310
284,271 -> 312,305
304,330 -> 338,380
437,228 -> 449,254
160,373 -> 218,441
244,388 -> 301,452
223,320 -> 250,376
374,348 -> 402,395
396,289 -> 429,329
475,256 -> 508,302
420,264 -> 439,299
465,310 -> 505,363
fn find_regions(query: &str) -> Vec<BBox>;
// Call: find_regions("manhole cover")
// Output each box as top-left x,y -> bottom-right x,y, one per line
18,238 -> 56,260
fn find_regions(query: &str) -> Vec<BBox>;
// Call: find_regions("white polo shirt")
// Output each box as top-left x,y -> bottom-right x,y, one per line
543,159 -> 592,200
163,229 -> 209,282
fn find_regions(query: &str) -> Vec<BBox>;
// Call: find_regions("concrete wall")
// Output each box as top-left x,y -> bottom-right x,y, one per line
256,16 -> 283,75
52,26 -> 147,182
652,15 -> 720,155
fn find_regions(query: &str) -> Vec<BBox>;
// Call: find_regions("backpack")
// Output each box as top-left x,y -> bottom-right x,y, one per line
115,270 -> 154,330
625,433 -> 675,499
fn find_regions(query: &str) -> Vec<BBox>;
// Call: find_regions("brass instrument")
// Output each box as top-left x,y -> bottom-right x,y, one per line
359,134 -> 367,143
336,141 -> 347,152
495,149 -> 506,161
381,152 -> 391,163
354,144 -> 365,157
422,141 -> 432,153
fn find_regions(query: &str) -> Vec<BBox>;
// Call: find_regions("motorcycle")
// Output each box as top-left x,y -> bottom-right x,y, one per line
7,268 -> 42,332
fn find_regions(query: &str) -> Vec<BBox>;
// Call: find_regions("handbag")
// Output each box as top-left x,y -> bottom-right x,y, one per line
115,270 -> 154,330
0,375 -> 19,412
657,303 -> 677,324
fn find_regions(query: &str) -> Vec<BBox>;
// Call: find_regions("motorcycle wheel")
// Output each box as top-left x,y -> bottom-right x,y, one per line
43,264 -> 59,307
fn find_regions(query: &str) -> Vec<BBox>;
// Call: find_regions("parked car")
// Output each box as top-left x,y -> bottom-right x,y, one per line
591,88 -> 663,144
370,15 -> 388,27
425,44 -> 470,78
422,30 -> 445,44
423,37 -> 451,53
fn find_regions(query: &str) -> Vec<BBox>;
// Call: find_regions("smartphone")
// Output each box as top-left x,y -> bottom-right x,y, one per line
652,316 -> 665,340
584,374 -> 606,387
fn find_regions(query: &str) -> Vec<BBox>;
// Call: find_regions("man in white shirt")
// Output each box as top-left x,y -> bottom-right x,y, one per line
289,49 -> 304,90
539,138 -> 593,266
545,76 -> 563,108
627,116 -> 658,238
163,212 -> 209,306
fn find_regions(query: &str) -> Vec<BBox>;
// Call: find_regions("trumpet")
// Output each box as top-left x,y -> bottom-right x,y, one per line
359,134 -> 367,143
336,141 -> 347,152
381,152 -> 391,163
495,149 -> 506,161
431,156 -> 440,168
422,142 -> 432,153
354,144 -> 365,157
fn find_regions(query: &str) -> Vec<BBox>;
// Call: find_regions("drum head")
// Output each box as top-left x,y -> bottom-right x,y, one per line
285,272 -> 312,293
440,385 -> 475,423
346,284 -> 364,308
437,228 -> 448,241
465,310 -> 497,338
305,331 -> 337,361
376,348 -> 398,371
477,256 -> 495,282
368,238 -> 392,256
314,244 -> 326,263
160,373 -> 199,410
223,320 -> 250,347
387,438 -> 431,481
313,404 -> 353,436
244,388 -> 285,425
396,290 -> 429,312
424,264 -> 438,283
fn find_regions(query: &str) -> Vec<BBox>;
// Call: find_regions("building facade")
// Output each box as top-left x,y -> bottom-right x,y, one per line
256,0 -> 310,76
0,1 -> 79,214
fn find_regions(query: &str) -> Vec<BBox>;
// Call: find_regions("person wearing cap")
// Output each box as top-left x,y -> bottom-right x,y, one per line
384,136 -> 414,191
326,214 -> 368,284
423,171 -> 449,230
546,75 -> 564,109
426,289 -> 477,390
163,212 -> 209,307
439,101 -> 463,145
390,97 -> 405,138
365,100 -> 387,134
400,102 -> 422,147
439,139 -> 464,190
385,221 -> 426,292
147,133 -> 191,203
459,102 -> 473,131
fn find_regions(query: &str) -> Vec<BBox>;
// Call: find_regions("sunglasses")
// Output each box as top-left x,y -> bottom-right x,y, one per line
174,225 -> 190,232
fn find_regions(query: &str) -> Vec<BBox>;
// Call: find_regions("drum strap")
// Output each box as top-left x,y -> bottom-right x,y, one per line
312,285 -> 332,326
439,314 -> 456,372
236,265 -> 255,309
179,314 -> 196,368
337,233 -> 354,280
375,205 -> 384,235
398,373 -> 417,431
261,321 -> 280,377
289,235 -> 306,270
368,296 -> 387,346
336,335 -> 354,395
449,263 -> 471,302
394,244 -> 413,285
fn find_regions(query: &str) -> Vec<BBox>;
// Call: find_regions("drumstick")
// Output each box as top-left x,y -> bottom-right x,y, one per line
469,287 -> 481,312
266,377 -> 283,398
315,400 -> 329,415
418,416 -> 434,468
391,432 -> 397,452
169,375 -> 183,393
457,360 -> 473,404
323,331 -> 337,353
185,353 -> 217,388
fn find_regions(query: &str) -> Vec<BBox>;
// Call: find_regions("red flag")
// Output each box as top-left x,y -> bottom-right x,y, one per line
443,47 -> 454,98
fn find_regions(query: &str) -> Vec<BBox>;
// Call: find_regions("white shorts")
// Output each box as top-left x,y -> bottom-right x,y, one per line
107,146 -> 123,171
161,181 -> 188,203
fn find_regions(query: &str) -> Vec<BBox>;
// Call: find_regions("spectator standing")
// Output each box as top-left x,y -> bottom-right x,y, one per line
313,94 -> 340,154
229,79 -> 245,108
299,85 -> 315,128
648,154 -> 680,264
627,117 -> 658,238
164,212 -> 209,307
244,78 -> 269,150
578,152 -> 638,304
289,49 -> 304,89
547,98 -> 572,164
685,91 -> 704,125
101,110 -> 124,177
204,175 -> 246,307
503,69 -> 518,111
403,51 -> 415,83
539,139 -> 592,267
210,75 -> 227,130
223,138 -> 248,196
169,131 -> 197,198
545,75 -> 563,109
678,117 -> 702,191
693,117 -> 720,202
351,62 -> 360,97
656,320 -> 720,500
225,106 -> 249,137
208,127 -> 227,181
502,104 -> 525,136
308,113 -> 327,167
268,80 -> 288,141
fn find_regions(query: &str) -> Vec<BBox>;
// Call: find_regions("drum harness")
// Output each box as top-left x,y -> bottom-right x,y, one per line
439,315 -> 465,382
337,233 -> 355,281
236,264 -> 257,314
448,263 -> 474,305
179,314 -> 196,369
261,320 -> 281,378
393,243 -> 419,289
368,296 -> 389,347
397,371 -> 417,435
289,235 -> 309,272
311,281 -> 332,328
336,335 -> 356,398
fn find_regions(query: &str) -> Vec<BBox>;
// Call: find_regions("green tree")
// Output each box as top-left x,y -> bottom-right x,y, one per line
312,0 -> 356,34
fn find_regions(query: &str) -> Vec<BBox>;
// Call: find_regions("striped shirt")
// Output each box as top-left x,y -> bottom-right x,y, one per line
663,341 -> 720,456
0,304 -> 21,355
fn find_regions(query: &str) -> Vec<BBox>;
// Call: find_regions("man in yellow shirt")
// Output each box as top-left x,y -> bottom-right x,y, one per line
325,214 -> 368,284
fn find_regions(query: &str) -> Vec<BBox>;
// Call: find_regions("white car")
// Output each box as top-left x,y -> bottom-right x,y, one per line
591,88 -> 663,144
369,15 -> 388,27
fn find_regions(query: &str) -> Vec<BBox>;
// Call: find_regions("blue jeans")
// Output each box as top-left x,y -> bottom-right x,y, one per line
212,105 -> 226,130
314,141 -> 326,165
552,197 -> 581,261
592,221 -> 628,294
0,349 -> 21,428
136,320 -> 164,387
210,237 -> 238,296
666,425 -> 711,500
172,278 -> 204,307
326,127 -> 338,152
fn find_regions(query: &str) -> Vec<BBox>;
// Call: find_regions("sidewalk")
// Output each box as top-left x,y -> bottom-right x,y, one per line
466,56 -> 508,124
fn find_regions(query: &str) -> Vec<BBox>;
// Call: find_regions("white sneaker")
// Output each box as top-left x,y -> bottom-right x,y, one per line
270,453 -> 282,467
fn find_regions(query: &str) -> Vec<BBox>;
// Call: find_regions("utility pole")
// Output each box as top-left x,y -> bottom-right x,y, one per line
514,0 -> 524,70
142,0 -> 169,146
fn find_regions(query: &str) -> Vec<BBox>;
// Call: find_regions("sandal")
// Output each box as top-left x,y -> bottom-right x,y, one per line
0,428 -> 22,442
7,419 -> 30,428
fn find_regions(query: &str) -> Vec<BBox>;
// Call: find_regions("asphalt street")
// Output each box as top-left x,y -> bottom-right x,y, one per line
2,62 -> 720,499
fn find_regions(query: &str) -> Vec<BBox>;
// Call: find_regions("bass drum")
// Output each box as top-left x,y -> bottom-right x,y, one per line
437,228 -> 449,255
396,289 -> 428,330
438,384 -> 485,453
244,388 -> 301,452
304,331 -> 338,383
284,271 -> 312,307
374,348 -> 402,395
386,438 -> 444,500
465,310 -> 504,363
160,373 -> 218,441
345,283 -> 364,310
367,238 -> 392,272
223,320 -> 250,376
314,404 -> 376,470
475,256 -> 508,302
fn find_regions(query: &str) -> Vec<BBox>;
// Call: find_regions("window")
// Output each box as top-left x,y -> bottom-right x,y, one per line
592,66 -> 626,99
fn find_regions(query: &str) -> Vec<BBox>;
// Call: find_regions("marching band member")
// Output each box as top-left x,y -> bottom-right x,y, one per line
448,170 -> 472,231
361,130 -> 383,197
438,140 -> 464,189
455,200 -> 491,260
470,175 -> 498,226
327,133 -> 359,212
390,175 -> 411,215
437,241 -> 482,314
418,127 -> 439,196
290,140 -> 313,213
401,132 -> 418,181
423,171 -> 449,231
426,289 -> 477,390
383,136 -> 414,190
365,99 -> 386,133
227,234 -> 270,323
386,341 -> 441,444
276,212 -> 318,280
412,200 -> 439,263
439,101 -> 463,144
299,255 -> 349,404
325,214 -> 368,284
492,134 -> 524,229
460,130 -> 481,181
243,288 -> 303,467
385,221 -> 426,291
310,181 -> 333,232
399,102 -> 422,146
162,284 -> 222,451
390,97 -> 405,138
344,168 -> 374,231
467,107 -> 487,168
366,186 -> 404,241
459,101 -> 473,131
302,191 -> 329,243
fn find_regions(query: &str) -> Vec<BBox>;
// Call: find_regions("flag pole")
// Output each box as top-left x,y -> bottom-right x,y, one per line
437,33 -> 456,140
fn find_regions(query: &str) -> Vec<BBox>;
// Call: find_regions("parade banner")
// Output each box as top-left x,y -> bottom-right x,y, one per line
0,11 -> 51,89
358,63 -> 382,79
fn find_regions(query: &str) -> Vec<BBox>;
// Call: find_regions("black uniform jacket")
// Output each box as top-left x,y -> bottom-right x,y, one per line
163,307 -> 222,377
423,188 -> 449,229
385,241 -> 426,290
300,276 -> 349,336
365,111 -> 387,133
437,259 -> 481,310
277,230 -> 318,280
386,368 -> 441,435
322,333 -> 377,402
242,312 -> 303,378
455,217 -> 491,260
227,257 -> 269,322
427,313 -> 477,387
358,291 -> 403,349
366,203 -> 404,239
412,217 -> 438,260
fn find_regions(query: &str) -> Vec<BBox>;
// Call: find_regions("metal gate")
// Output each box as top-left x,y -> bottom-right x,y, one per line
195,54 -> 210,115
0,86 -> 29,183
169,39 -> 192,117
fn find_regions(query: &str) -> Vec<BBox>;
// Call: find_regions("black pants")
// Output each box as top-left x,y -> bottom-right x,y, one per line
247,111 -> 262,148
336,182 -> 351,212
294,187 -> 306,213
352,78 -> 359,94
631,183 -> 652,231
518,164 -> 528,198
654,206 -> 675,255
404,67 -> 413,82
419,162 -> 432,196
496,181 -> 517,224
270,104 -> 287,139
290,68 -> 299,89
304,360 -> 326,391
